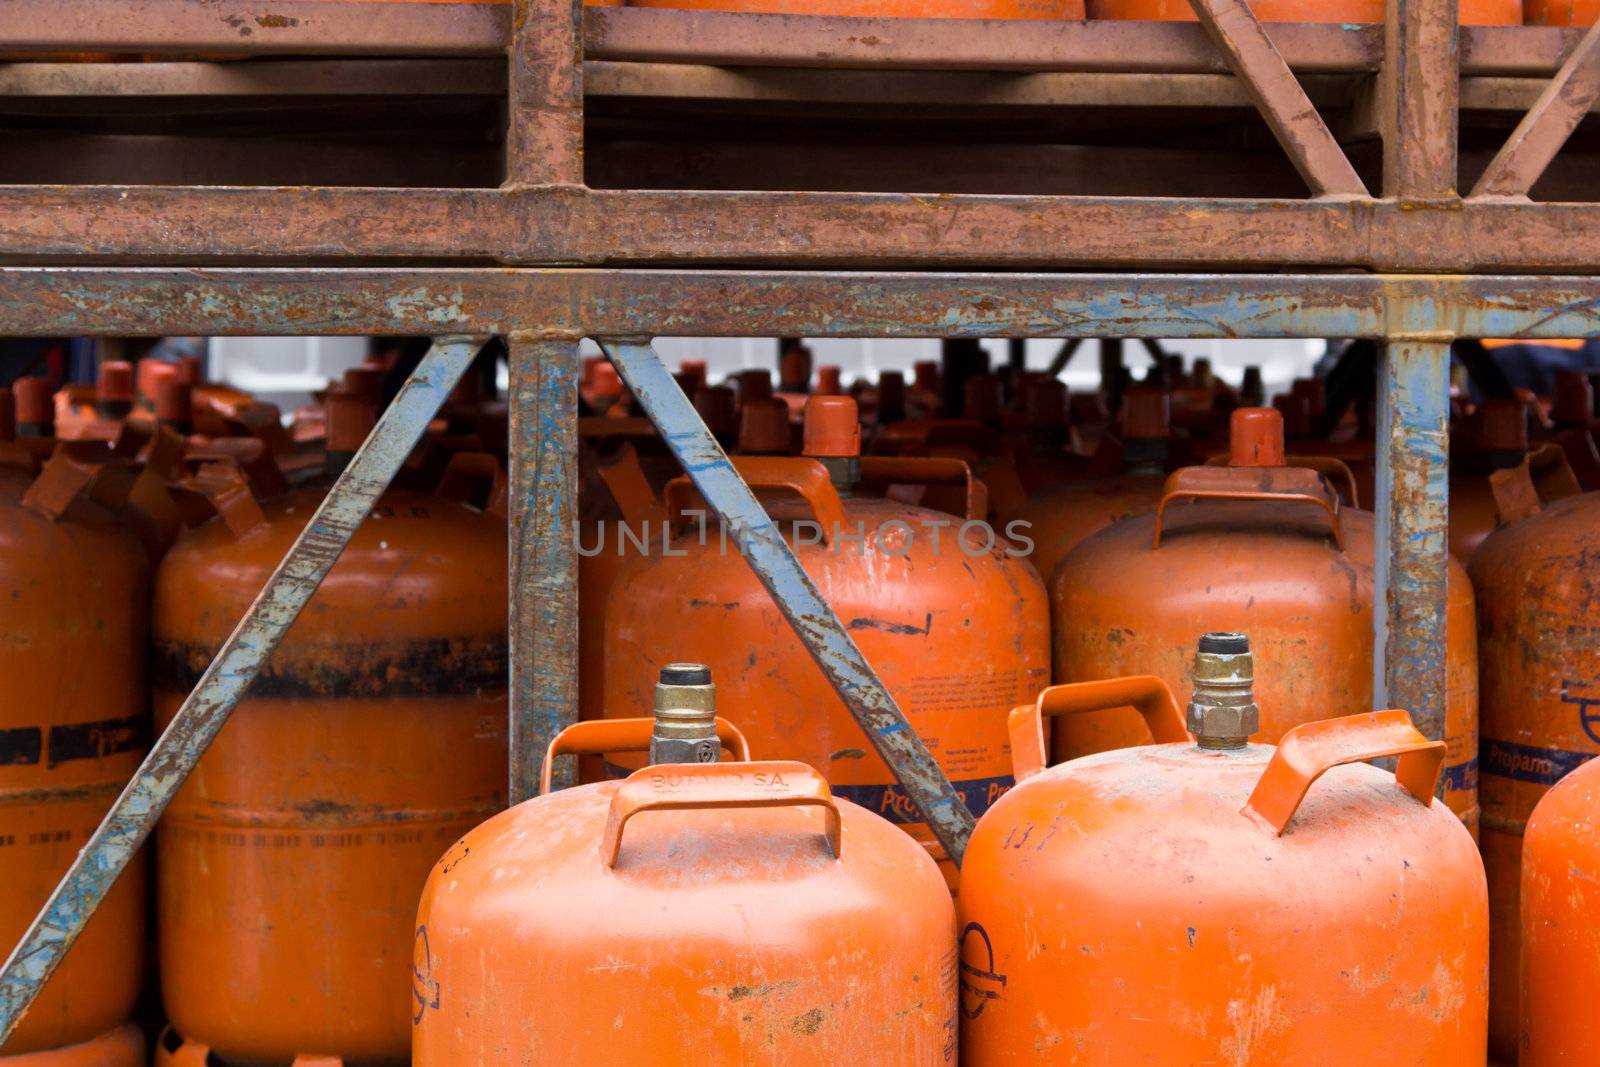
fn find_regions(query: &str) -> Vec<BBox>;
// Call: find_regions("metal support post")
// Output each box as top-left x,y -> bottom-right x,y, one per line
508,334 -> 581,801
601,339 -> 977,865
1373,336 -> 1451,762
1380,0 -> 1458,199
0,338 -> 481,1043
507,0 -> 584,187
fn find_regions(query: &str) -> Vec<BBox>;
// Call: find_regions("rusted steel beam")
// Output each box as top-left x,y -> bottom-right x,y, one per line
0,337 -> 481,1044
0,0 -> 506,56
0,59 -> 504,98
1471,20 -> 1600,199
508,0 -> 583,187
1380,0 -> 1460,198
601,339 -> 977,863
3,269 -> 1600,339
507,335 -> 580,801
1184,0 -> 1366,197
13,186 -> 1600,271
1373,337 -> 1452,758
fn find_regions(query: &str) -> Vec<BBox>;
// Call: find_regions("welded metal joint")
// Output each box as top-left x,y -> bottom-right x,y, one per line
599,338 -> 977,865
1470,19 -> 1600,200
0,337 -> 483,1044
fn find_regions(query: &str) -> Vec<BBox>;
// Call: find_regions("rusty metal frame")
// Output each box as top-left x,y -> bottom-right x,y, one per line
0,265 -> 1595,1031
1471,20 -> 1600,199
0,337 -> 483,1044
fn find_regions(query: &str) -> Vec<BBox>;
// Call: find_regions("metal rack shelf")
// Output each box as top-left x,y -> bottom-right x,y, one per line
2,0 -> 1599,1039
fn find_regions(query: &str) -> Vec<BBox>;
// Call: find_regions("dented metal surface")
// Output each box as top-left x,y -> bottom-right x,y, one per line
601,339 -> 977,865
0,337 -> 481,1043
1374,339 -> 1451,753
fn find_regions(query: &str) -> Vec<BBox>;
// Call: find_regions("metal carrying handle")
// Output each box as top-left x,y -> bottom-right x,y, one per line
600,760 -> 841,868
1489,443 -> 1582,525
168,459 -> 269,539
1204,452 -> 1360,508
1243,710 -> 1444,834
538,716 -> 752,795
21,448 -> 139,523
597,442 -> 665,527
1153,465 -> 1344,550
857,455 -> 985,521
663,456 -> 848,543
1008,676 -> 1188,782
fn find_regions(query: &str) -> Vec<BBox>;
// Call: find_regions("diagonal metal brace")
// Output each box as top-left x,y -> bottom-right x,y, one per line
1186,0 -> 1369,198
0,337 -> 483,1044
1471,19 -> 1600,199
601,339 -> 977,865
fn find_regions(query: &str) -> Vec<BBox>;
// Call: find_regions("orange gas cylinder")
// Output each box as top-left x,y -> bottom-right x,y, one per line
1527,0 -> 1599,24
152,437 -> 508,1064
958,640 -> 1488,1065
1050,407 -> 1480,831
1469,446 -> 1599,1063
601,396 -> 1050,885
0,453 -> 148,1064
1006,384 -> 1170,585
414,667 -> 957,1066
1091,0 -> 1515,22
1519,751 -> 1600,1065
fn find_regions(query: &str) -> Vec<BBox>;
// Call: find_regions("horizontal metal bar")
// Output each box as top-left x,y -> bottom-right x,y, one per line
0,59 -> 504,98
602,339 -> 976,863
2,268 -> 1600,339
0,4 -> 1579,76
0,337 -> 480,1044
11,186 -> 1600,271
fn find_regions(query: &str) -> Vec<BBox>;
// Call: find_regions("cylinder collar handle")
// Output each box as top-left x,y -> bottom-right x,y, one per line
600,760 -> 840,867
1489,443 -> 1581,525
662,455 -> 848,544
1008,676 -> 1188,782
538,717 -> 751,796
857,455 -> 986,521
1243,710 -> 1445,835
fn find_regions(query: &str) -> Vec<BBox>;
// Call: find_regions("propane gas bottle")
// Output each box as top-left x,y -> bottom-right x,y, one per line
413,666 -> 958,1065
601,396 -> 1050,887
1470,445 -> 1600,1063
151,409 -> 507,1065
1519,751 -> 1600,1066
0,452 -> 148,1066
1050,406 -> 1480,831
958,635 -> 1489,1065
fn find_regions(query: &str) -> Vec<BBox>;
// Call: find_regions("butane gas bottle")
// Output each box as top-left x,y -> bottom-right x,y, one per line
1470,445 -> 1600,1062
601,396 -> 1050,886
1091,0 -> 1516,25
151,397 -> 507,1065
0,452 -> 148,1066
1520,751 -> 1600,1066
959,635 -> 1488,1065
1050,406 -> 1480,831
413,666 -> 956,1066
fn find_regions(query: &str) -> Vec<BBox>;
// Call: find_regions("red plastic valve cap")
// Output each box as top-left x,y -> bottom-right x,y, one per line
1291,377 -> 1327,418
678,359 -> 708,391
175,355 -> 203,387
815,366 -> 844,397
342,366 -> 384,401
14,377 -> 54,425
156,379 -> 194,425
913,360 -> 940,393
738,397 -> 793,455
1553,370 -> 1594,426
1121,386 -> 1171,441
1272,393 -> 1312,438
877,371 -> 906,409
1479,397 -> 1529,452
963,375 -> 1003,421
803,395 -> 862,458
738,369 -> 774,404
1027,378 -> 1069,428
97,361 -> 135,401
326,386 -> 378,452
779,350 -> 813,392
1229,406 -> 1287,467
694,385 -> 738,437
